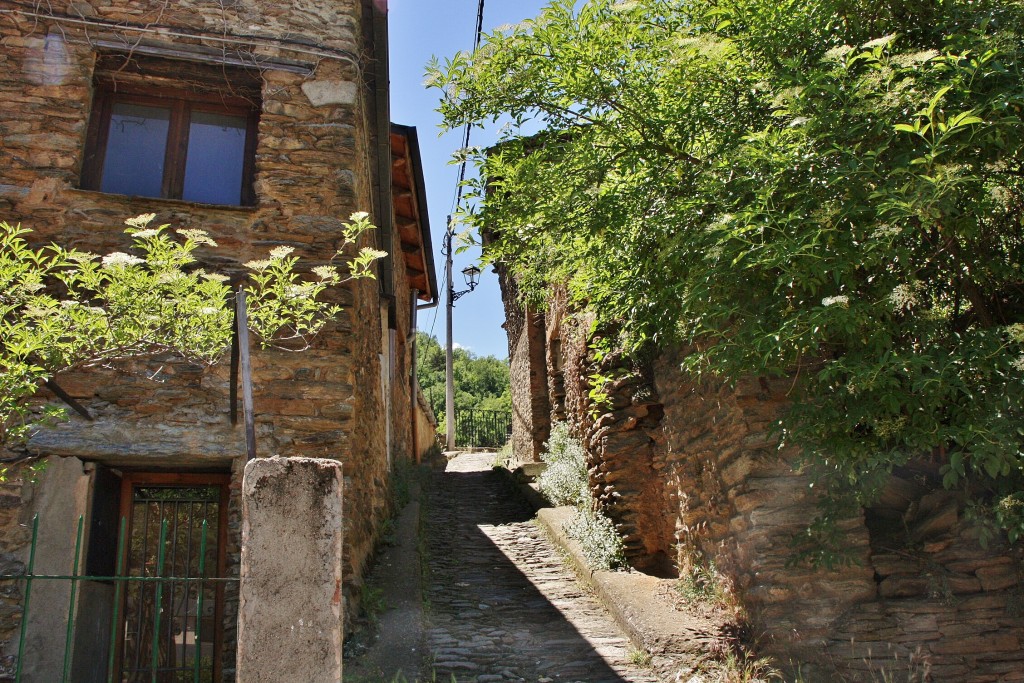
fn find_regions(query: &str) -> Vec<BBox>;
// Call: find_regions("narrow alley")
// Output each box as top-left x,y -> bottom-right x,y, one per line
346,452 -> 666,682
424,453 -> 662,682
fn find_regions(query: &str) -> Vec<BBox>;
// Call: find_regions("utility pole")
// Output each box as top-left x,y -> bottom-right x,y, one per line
444,218 -> 481,451
445,224 -> 456,451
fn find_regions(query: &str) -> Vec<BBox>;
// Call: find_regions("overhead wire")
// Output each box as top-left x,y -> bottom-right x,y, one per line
429,0 -> 487,340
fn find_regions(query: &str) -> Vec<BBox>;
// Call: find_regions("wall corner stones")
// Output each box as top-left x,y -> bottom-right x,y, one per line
301,80 -> 358,107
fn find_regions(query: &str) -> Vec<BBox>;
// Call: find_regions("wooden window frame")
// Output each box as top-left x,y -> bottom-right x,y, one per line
82,81 -> 259,206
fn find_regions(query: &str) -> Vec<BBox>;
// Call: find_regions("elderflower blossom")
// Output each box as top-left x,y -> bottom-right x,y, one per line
101,252 -> 145,268
350,211 -> 370,222
822,295 -> 849,308
176,229 -> 218,247
312,265 -> 339,281
269,245 -> 295,260
125,213 -> 157,228
286,284 -> 312,300
199,307 -> 221,316
202,272 -> 230,283
1005,324 -> 1024,344
244,259 -> 272,272
861,34 -> 897,50
131,228 -> 160,239
67,251 -> 98,264
157,271 -> 185,284
892,49 -> 940,67
872,224 -> 901,239
1012,356 -> 1024,373
823,44 -> 853,62
889,282 -> 922,311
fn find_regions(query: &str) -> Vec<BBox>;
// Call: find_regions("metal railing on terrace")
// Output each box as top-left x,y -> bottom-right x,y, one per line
454,408 -> 511,449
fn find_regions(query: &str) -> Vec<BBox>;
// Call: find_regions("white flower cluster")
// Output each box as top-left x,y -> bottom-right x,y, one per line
176,229 -> 218,247
312,265 -> 339,281
822,295 -> 850,308
861,34 -> 897,50
889,282 -> 923,311
101,252 -> 144,268
244,259 -> 271,272
823,44 -> 853,62
124,213 -> 157,228
1012,356 -> 1024,373
872,224 -> 902,239
269,245 -> 295,260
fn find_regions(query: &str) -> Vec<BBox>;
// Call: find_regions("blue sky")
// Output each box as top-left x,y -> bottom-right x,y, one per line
390,0 -> 552,360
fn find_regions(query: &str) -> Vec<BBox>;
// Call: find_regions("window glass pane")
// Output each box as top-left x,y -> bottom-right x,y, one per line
100,102 -> 170,198
183,110 -> 248,205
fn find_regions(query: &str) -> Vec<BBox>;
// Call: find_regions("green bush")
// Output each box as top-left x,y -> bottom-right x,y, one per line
538,422 -> 626,570
537,422 -> 587,506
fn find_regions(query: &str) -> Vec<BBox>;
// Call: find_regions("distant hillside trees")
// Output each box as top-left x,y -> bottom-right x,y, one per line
416,332 -> 511,425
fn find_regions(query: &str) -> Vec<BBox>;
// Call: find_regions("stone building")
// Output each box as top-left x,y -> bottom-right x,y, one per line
0,0 -> 437,680
497,281 -> 1024,680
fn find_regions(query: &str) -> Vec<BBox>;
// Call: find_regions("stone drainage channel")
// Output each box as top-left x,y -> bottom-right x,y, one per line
344,452 -> 665,683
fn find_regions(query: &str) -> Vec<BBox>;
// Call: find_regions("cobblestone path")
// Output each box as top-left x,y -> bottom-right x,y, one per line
422,453 -> 664,683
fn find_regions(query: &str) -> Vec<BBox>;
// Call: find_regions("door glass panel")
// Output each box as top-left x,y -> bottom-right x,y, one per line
120,484 -> 221,683
101,102 -> 170,199
183,110 -> 248,205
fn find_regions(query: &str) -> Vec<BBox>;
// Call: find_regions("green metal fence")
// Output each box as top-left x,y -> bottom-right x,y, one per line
0,514 -> 236,683
454,409 -> 512,448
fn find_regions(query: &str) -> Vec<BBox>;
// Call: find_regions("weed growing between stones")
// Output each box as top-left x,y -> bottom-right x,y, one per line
676,557 -> 735,610
688,649 -> 782,683
538,422 -> 627,570
627,647 -> 652,668
494,440 -> 513,468
359,584 -> 387,627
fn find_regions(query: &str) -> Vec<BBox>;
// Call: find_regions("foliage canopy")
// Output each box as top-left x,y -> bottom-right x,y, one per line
429,0 -> 1024,554
416,331 -> 511,424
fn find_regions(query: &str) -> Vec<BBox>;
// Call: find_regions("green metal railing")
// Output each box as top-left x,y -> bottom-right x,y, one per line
454,408 -> 512,448
0,514 -> 235,683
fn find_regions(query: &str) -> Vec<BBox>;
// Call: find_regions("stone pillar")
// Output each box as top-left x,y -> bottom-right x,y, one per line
237,456 -> 344,683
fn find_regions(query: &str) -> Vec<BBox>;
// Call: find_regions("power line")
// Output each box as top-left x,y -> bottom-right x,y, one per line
444,0 -> 487,450
449,0 -> 487,219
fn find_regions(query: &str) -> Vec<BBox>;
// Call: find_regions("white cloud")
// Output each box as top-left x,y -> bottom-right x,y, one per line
453,342 -> 472,351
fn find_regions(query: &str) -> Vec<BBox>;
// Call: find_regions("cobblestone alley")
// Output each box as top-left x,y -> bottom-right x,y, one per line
420,452 -> 663,683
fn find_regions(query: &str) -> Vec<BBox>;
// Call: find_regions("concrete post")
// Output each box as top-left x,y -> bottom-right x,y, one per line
237,456 -> 344,683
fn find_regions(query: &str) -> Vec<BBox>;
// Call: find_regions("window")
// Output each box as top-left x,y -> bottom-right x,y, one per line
82,79 -> 258,206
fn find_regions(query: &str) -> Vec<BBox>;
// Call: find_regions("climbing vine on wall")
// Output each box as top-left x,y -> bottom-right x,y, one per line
429,0 -> 1024,558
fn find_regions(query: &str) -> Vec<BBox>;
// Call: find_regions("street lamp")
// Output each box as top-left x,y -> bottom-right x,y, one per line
452,264 -> 481,303
444,221 -> 481,451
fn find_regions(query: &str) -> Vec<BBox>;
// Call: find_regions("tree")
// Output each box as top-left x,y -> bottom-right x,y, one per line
429,0 -> 1024,553
1,212 -> 383,449
415,331 -> 511,422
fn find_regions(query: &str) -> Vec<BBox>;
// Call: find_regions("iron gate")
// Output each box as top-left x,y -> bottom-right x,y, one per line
0,479 -> 235,683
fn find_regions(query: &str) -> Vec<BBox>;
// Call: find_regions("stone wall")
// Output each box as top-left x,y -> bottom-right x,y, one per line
535,303 -> 1024,680
0,0 -> 415,675
490,255 -> 550,466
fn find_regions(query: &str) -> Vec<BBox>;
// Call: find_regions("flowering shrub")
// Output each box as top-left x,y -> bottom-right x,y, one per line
537,422 -> 587,506
565,507 -> 627,570
538,422 -> 626,570
0,212 -> 382,446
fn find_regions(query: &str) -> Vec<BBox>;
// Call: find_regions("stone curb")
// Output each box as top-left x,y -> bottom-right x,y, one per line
498,468 -> 714,661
